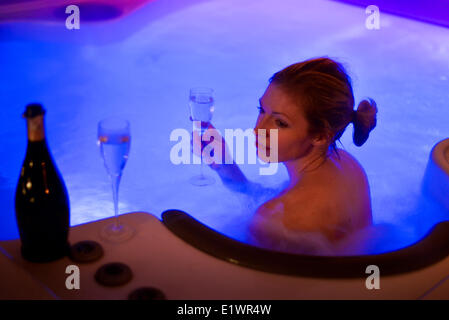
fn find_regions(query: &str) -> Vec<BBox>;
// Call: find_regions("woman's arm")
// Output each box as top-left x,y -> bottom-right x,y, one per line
192,123 -> 253,193
209,161 -> 251,192
192,123 -> 285,202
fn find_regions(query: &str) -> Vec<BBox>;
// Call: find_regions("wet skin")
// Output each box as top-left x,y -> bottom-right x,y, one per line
193,84 -> 373,243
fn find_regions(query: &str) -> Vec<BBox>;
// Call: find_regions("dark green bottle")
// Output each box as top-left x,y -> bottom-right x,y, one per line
15,104 -> 70,262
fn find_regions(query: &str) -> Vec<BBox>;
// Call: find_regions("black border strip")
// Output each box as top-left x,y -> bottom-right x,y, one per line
162,209 -> 449,278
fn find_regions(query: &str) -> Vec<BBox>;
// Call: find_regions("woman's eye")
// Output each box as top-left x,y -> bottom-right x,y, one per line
275,119 -> 288,128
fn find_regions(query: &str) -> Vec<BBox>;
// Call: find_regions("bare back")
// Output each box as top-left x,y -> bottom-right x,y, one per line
252,148 -> 373,243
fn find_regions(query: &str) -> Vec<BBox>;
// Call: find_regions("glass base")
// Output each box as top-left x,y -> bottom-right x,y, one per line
189,174 -> 215,186
100,222 -> 135,243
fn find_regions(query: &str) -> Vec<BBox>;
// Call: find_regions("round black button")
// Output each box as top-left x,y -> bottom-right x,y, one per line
128,287 -> 166,300
95,262 -> 133,286
69,240 -> 104,263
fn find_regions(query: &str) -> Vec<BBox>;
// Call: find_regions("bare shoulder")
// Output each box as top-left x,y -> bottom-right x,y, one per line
255,183 -> 335,232
254,196 -> 285,219
252,148 -> 372,241
331,148 -> 369,178
301,148 -> 369,192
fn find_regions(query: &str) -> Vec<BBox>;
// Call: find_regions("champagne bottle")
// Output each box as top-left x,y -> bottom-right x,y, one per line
15,103 -> 70,262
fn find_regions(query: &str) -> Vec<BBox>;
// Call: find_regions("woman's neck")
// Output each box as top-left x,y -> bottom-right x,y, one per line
284,146 -> 330,188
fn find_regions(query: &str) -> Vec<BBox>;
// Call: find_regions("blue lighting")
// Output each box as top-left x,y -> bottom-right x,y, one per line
1,0 -> 448,255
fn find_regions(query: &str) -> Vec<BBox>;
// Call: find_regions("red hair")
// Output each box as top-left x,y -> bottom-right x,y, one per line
269,57 -> 377,158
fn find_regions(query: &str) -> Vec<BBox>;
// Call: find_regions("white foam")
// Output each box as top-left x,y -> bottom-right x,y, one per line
246,213 -> 337,255
245,213 -> 420,256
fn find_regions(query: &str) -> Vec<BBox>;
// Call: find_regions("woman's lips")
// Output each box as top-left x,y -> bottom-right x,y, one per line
255,138 -> 269,149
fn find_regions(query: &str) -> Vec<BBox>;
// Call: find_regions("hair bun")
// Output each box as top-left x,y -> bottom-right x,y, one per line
352,98 -> 378,147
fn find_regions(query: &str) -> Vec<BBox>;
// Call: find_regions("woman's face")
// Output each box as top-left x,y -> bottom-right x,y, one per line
254,84 -> 317,163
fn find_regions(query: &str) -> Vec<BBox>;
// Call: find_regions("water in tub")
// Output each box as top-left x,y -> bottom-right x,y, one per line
2,0 -> 449,255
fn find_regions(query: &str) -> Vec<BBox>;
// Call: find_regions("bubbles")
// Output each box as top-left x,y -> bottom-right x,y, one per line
215,179 -> 449,256
335,223 -> 418,256
247,213 -> 337,256
216,180 -> 286,242
242,214 -> 421,256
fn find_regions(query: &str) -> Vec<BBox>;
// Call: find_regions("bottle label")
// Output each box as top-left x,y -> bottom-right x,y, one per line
27,115 -> 45,141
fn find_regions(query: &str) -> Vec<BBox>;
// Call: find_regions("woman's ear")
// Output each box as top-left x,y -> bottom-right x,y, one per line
311,130 -> 331,147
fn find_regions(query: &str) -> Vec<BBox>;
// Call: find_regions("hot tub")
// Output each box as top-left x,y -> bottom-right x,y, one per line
1,0 -> 449,299
422,138 -> 449,212
157,138 -> 449,279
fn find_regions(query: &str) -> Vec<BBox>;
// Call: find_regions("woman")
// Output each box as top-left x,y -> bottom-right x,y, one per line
193,57 -> 378,254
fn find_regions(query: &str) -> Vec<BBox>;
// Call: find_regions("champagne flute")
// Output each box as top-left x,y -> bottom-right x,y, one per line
97,117 -> 135,243
189,87 -> 215,186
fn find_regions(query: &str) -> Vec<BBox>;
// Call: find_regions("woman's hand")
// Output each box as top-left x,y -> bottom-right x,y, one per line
191,122 -> 249,188
191,122 -> 230,168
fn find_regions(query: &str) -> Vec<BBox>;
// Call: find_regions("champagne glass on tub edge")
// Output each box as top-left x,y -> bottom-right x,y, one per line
98,117 -> 135,243
189,87 -> 216,186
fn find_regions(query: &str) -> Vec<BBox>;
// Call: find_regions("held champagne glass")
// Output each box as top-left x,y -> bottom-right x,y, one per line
189,87 -> 215,186
98,118 -> 135,242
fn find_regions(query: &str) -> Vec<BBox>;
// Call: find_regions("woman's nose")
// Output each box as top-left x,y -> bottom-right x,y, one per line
253,126 -> 258,137
254,117 -> 263,134
254,117 -> 270,136
253,124 -> 261,137
254,126 -> 270,140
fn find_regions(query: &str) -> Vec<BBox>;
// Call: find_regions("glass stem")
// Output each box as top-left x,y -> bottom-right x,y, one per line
200,128 -> 205,177
111,174 -> 122,229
